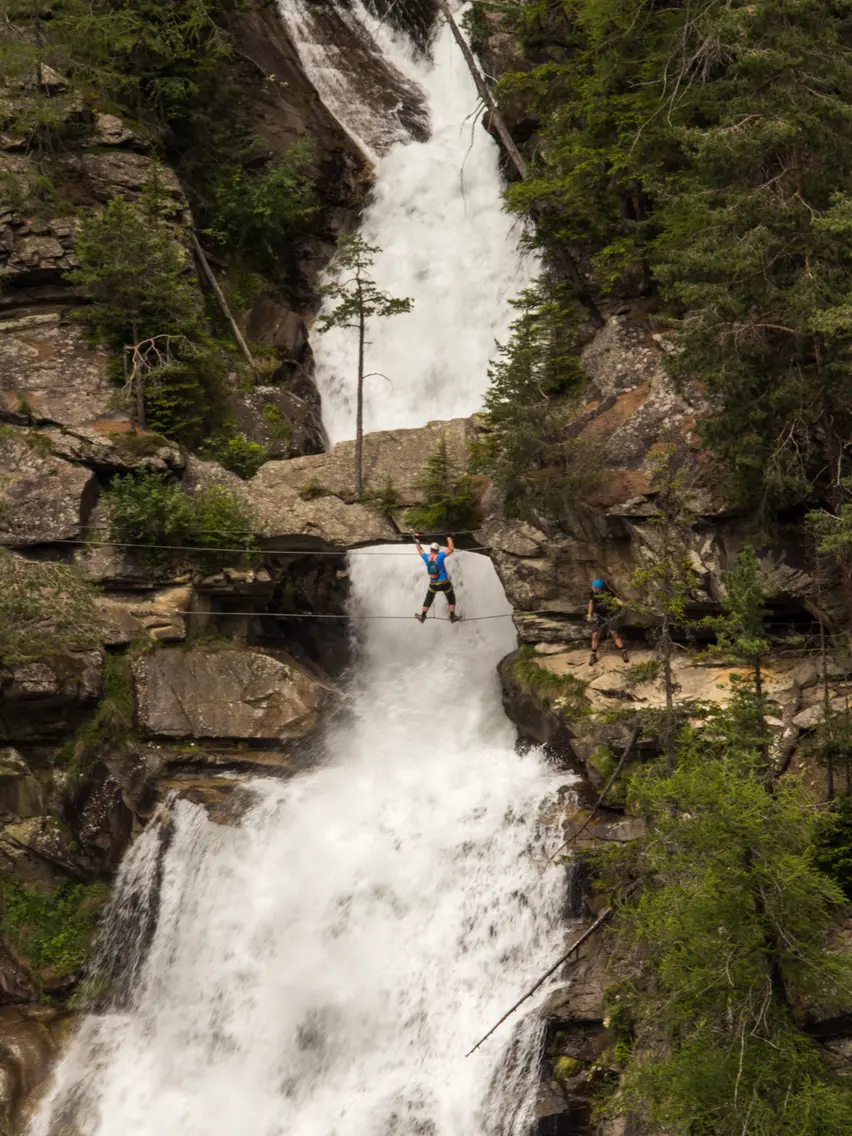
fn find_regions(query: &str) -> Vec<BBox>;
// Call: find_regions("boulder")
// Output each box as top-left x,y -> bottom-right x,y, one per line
0,428 -> 98,545
0,651 -> 103,744
43,426 -> 185,475
0,312 -> 123,430
96,587 -> 192,645
133,646 -> 328,741
0,816 -> 84,887
0,941 -> 38,1005
250,466 -> 397,546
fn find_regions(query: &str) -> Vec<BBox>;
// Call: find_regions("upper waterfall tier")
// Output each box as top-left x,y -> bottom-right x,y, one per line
286,0 -> 537,443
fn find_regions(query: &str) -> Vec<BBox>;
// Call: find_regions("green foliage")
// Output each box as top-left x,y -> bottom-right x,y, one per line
814,796 -> 852,902
208,141 -> 318,275
70,188 -> 229,444
201,429 -> 270,479
474,279 -> 592,515
0,550 -> 101,667
600,696 -> 852,1134
261,403 -> 293,447
498,0 -> 852,510
46,0 -> 253,193
405,434 -> 478,533
317,234 -> 413,333
360,478 -> 400,517
704,545 -> 771,667
511,644 -> 589,716
1,878 -> 110,980
68,653 -> 134,773
808,478 -> 852,562
103,471 -> 256,572
298,478 -> 330,501
71,191 -> 202,350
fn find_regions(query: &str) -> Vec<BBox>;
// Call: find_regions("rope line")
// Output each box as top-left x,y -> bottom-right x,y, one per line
5,538 -> 491,557
175,610 -> 521,622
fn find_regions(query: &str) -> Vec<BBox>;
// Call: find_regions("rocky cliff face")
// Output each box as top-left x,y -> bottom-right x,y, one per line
1,11 -> 849,1133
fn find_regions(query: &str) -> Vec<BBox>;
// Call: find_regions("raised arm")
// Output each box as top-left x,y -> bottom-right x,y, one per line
445,535 -> 455,557
413,532 -> 424,555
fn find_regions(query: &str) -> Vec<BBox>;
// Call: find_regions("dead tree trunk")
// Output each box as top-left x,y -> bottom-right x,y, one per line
436,0 -> 604,327
190,230 -> 257,372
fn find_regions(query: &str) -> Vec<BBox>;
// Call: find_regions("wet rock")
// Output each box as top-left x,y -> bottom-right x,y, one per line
0,816 -> 84,887
0,1004 -> 75,1133
133,646 -> 328,741
0,941 -> 39,1005
498,649 -> 581,774
0,429 -> 98,546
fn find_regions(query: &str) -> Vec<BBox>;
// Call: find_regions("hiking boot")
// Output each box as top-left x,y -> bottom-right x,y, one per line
588,651 -> 597,666
621,649 -> 630,663
415,613 -> 426,624
449,612 -> 460,624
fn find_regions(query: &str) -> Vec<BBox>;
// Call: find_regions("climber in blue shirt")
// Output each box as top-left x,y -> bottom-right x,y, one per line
413,533 -> 459,623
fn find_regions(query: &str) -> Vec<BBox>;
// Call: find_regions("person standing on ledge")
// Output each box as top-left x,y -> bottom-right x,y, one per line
587,577 -> 628,665
413,533 -> 459,623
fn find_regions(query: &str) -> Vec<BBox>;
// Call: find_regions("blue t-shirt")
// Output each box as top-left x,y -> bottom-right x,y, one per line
422,550 -> 448,583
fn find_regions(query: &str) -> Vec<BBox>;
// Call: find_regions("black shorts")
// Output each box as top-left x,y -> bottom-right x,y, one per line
424,579 -> 455,608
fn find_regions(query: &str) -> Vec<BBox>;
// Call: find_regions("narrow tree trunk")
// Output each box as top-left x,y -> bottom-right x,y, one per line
663,638 -> 676,773
435,0 -> 604,328
755,657 -> 768,762
436,0 -> 527,180
355,309 -> 365,497
190,230 -> 257,372
131,319 -> 145,432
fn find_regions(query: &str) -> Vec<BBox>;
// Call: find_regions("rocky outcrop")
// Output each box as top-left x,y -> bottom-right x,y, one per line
0,652 -> 103,745
0,430 -> 98,546
133,646 -> 328,741
268,417 -> 473,503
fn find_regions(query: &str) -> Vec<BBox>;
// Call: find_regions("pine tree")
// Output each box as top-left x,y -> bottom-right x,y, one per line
476,279 -> 588,514
628,444 -> 698,770
317,234 -> 413,496
406,434 -> 477,534
601,706 -> 852,1136
701,545 -> 772,754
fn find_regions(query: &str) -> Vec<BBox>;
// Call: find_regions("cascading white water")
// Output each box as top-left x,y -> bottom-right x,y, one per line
288,0 -> 537,442
32,556 -> 571,1136
30,7 -> 573,1134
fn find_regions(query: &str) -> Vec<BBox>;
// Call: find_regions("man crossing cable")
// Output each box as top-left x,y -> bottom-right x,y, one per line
413,533 -> 459,623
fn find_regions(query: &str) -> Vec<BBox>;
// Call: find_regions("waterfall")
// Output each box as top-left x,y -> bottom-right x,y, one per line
32,556 -> 571,1136
288,0 -> 537,442
30,6 -> 572,1135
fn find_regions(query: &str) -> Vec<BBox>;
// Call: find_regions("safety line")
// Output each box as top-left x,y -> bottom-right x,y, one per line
175,610 -> 520,621
5,538 -> 491,557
